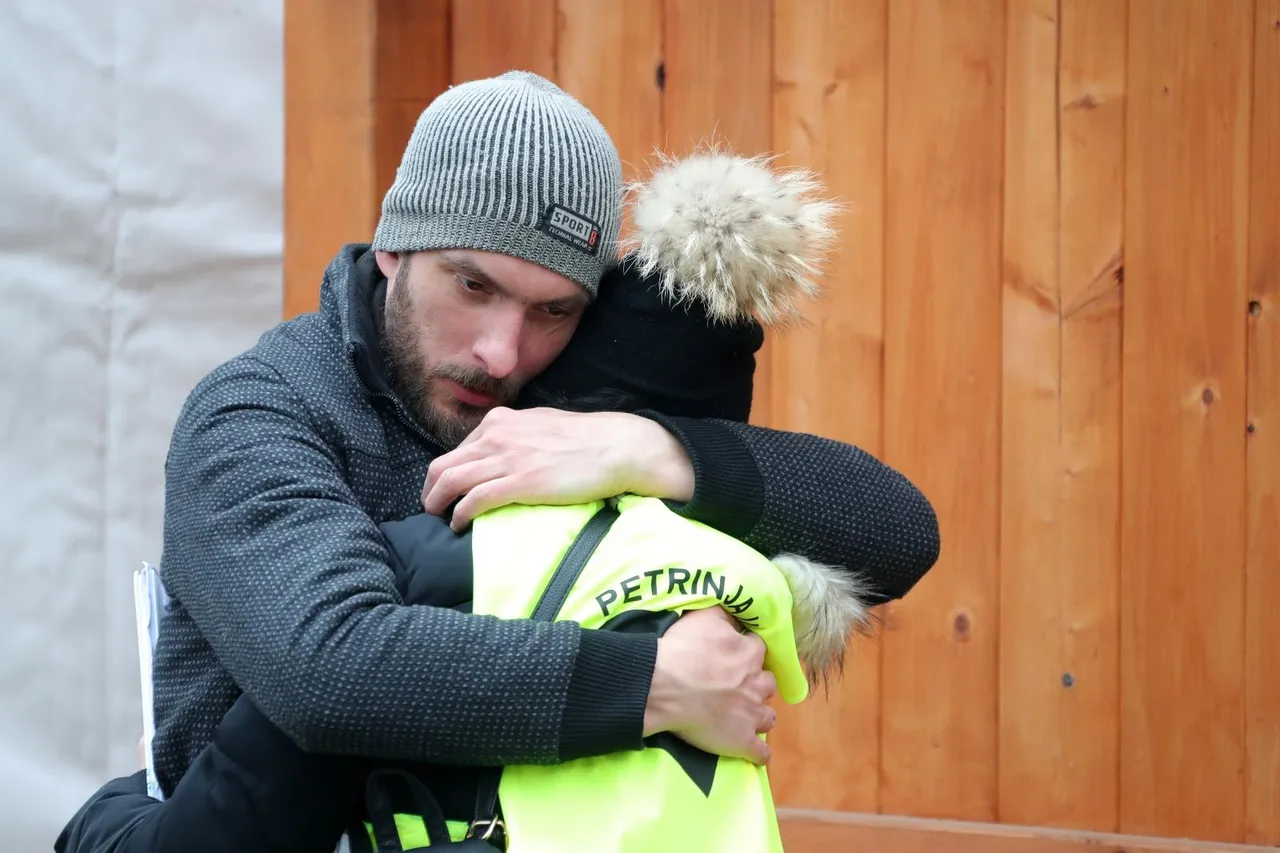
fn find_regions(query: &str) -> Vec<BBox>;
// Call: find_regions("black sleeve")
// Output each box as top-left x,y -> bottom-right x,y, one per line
638,412 -> 941,604
55,695 -> 363,853
378,513 -> 475,609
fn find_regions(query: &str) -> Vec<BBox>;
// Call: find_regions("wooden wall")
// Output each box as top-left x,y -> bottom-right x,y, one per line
284,0 -> 1280,847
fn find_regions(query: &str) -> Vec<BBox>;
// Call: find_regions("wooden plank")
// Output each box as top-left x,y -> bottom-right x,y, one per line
283,0 -> 377,318
373,0 -> 451,205
766,0 -> 887,813
999,0 -> 1068,823
775,810 -> 1279,853
1051,0 -> 1127,830
450,0 -> 556,84
1245,0 -> 1280,845
662,0 -> 773,158
556,0 -> 663,249
880,0 -> 1005,822
1121,0 -> 1253,841
998,0 -> 1125,831
662,0 -> 776,426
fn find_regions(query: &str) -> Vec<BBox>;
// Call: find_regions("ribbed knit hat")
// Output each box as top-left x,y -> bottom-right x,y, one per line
372,71 -> 624,296
523,149 -> 840,422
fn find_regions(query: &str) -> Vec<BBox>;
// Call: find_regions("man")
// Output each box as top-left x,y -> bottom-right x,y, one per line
149,69 -> 939,808
56,146 -> 883,853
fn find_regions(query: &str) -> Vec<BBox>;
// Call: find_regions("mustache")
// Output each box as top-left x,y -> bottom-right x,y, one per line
428,362 -> 521,405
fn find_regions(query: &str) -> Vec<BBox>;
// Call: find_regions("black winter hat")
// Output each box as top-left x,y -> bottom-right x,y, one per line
527,254 -> 765,422
521,149 -> 840,423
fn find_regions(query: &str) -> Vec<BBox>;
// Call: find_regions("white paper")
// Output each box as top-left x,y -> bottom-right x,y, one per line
133,563 -> 165,802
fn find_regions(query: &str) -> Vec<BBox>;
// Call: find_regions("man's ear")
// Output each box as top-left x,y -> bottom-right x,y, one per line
375,250 -> 403,281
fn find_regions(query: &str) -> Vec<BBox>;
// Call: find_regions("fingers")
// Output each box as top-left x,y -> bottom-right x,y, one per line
756,703 -> 777,735
421,412 -> 509,509
678,605 -> 734,629
447,477 -> 522,531
422,457 -> 509,516
755,670 -> 778,701
746,734 -> 772,766
739,630 -> 768,670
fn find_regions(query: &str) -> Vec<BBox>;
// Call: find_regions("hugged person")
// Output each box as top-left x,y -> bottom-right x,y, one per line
355,149 -> 884,852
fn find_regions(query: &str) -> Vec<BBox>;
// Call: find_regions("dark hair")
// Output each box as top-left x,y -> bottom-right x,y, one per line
514,259 -> 762,424
519,385 -> 644,415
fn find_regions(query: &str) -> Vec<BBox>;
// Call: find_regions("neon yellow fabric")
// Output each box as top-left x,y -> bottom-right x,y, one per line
360,815 -> 471,848
470,494 -> 808,853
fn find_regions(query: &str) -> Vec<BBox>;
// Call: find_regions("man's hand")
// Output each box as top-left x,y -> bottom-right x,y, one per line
643,608 -> 778,765
422,407 -> 695,531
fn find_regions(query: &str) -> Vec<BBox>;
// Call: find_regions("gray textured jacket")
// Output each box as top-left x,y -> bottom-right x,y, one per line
151,244 -> 940,797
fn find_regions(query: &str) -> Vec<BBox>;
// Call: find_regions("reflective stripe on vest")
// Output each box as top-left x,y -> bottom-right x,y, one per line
470,495 -> 808,853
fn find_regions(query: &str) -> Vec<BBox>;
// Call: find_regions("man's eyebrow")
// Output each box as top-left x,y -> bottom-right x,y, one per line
442,252 -> 587,311
542,292 -> 589,313
441,253 -> 499,291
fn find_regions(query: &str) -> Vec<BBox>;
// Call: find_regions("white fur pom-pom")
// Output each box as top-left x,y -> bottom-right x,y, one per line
622,148 -> 841,327
770,553 -> 877,691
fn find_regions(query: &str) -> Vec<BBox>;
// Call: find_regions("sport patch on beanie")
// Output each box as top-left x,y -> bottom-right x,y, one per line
372,70 -> 624,297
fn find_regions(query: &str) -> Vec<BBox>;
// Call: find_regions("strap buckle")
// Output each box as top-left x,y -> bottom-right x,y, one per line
466,815 -> 507,849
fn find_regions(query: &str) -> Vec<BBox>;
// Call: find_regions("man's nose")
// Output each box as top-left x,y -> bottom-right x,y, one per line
473,313 -> 524,379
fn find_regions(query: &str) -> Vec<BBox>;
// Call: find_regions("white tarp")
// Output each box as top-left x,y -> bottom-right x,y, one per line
0,0 -> 284,847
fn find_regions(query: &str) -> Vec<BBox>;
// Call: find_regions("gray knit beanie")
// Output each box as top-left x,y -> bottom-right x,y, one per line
372,70 -> 624,297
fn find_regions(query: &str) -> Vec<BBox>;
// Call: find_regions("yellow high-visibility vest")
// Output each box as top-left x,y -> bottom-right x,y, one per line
468,494 -> 811,853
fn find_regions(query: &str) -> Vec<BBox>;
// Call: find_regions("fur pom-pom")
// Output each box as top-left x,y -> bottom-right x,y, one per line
770,553 -> 878,691
622,147 -> 841,327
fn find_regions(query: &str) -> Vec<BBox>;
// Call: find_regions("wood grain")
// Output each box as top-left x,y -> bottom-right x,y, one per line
1053,0 -> 1126,830
283,0 -> 377,318
998,0 -> 1126,831
766,0 -> 887,813
283,0 -> 449,317
450,0 -> 556,83
556,0 -> 663,250
373,0 -> 450,204
881,0 -> 1005,822
1121,0 -> 1253,841
662,0 -> 776,425
662,0 -> 774,158
1245,0 -> 1280,844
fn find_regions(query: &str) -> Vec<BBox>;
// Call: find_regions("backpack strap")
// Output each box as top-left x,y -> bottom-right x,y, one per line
531,504 -> 621,621
359,766 -> 456,851
467,504 -> 621,849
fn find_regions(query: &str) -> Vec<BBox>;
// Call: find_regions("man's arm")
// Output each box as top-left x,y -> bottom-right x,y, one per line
422,407 -> 939,606
161,356 -> 652,766
55,696 -> 360,853
638,412 -> 941,605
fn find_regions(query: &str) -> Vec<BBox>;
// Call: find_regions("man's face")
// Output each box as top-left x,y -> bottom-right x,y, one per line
377,249 -> 588,448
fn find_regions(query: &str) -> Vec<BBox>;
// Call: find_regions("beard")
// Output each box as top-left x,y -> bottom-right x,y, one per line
382,264 -> 521,449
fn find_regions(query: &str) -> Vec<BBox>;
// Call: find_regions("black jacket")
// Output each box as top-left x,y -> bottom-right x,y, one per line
53,694 -> 365,853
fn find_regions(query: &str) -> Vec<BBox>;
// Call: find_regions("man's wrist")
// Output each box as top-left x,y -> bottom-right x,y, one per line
630,412 -> 764,539
642,635 -> 685,737
610,413 -> 695,502
559,630 -> 657,761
